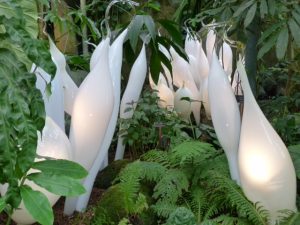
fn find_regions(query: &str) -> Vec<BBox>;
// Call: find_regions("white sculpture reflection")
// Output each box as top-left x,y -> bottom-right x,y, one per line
237,60 -> 296,224
208,51 -> 241,183
0,117 -> 72,225
115,44 -> 147,160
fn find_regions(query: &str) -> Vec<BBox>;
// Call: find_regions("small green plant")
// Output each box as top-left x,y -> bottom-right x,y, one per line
118,89 -> 192,157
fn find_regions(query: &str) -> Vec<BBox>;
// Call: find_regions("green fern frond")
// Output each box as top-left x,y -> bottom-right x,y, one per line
200,220 -> 218,225
153,168 -> 189,204
151,200 -> 178,218
171,141 -> 217,166
141,150 -> 171,168
278,210 -> 300,225
213,214 -> 252,225
207,171 -> 268,225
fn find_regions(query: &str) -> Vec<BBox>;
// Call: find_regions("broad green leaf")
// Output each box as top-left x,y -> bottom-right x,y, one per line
258,23 -> 281,45
158,20 -> 183,46
21,185 -> 53,225
143,15 -> 156,42
288,145 -> 300,179
260,0 -> 268,19
0,1 -> 38,38
244,3 -> 257,28
0,198 -> 5,213
127,15 -> 144,51
276,25 -> 289,60
288,18 -> 300,48
150,43 -> 162,84
27,173 -> 86,196
268,0 -> 276,16
32,159 -> 88,179
233,0 -> 254,17
258,32 -> 278,59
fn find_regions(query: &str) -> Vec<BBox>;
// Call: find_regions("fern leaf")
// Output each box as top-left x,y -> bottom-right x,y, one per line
153,169 -> 189,204
171,141 -> 217,166
141,150 -> 171,168
207,171 -> 268,225
151,200 -> 178,218
278,210 -> 300,225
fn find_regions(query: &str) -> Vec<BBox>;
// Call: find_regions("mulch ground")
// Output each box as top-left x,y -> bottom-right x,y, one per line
0,187 -> 105,225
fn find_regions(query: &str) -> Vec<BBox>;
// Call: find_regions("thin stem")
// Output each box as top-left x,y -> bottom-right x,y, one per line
80,0 -> 88,55
105,0 -> 139,38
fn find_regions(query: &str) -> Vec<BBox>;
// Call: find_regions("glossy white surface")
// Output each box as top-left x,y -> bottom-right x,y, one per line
157,82 -> 174,110
115,44 -> 147,160
2,117 -> 72,225
174,85 -> 192,121
208,51 -> 241,183
68,38 -> 114,171
49,38 -> 78,116
219,42 -> 233,77
75,29 -> 128,212
237,60 -> 296,224
205,29 -> 216,64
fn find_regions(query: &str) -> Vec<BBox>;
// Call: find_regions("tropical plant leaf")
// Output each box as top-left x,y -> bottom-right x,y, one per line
0,198 -> 5,213
260,0 -> 268,19
27,173 -> 86,196
127,15 -> 144,51
267,0 -> 276,16
258,32 -> 278,59
21,185 -> 53,225
244,3 -> 257,28
276,25 -> 289,59
158,20 -> 183,46
288,18 -> 300,48
32,159 -> 88,179
233,0 -> 254,18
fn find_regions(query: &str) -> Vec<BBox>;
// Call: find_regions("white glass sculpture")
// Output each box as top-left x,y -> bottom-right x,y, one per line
205,29 -> 216,64
208,51 -> 241,183
196,40 -> 210,120
75,29 -> 128,212
170,47 -> 201,125
157,82 -> 174,110
174,84 -> 192,121
115,44 -> 147,160
49,38 -> 78,115
219,41 -> 233,77
0,117 -> 72,225
185,33 -> 198,58
68,38 -> 114,171
237,60 -> 296,224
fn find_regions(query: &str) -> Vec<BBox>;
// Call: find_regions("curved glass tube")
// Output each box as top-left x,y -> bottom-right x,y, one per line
208,51 -> 241,183
237,60 -> 296,224
115,44 -> 147,160
1,117 -> 72,225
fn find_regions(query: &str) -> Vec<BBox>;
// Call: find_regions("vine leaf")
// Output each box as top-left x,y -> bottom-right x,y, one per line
244,3 -> 257,28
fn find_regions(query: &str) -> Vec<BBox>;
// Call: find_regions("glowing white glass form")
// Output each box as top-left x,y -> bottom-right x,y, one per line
185,34 -> 198,59
196,41 -> 210,120
174,84 -> 192,121
1,117 -> 72,225
49,38 -> 78,115
89,39 -> 106,71
237,60 -> 296,224
157,82 -> 174,110
208,51 -> 241,183
75,29 -> 128,212
115,44 -> 147,160
219,41 -> 233,77
188,54 -> 201,90
68,38 -> 114,171
170,47 -> 201,125
205,29 -> 216,64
